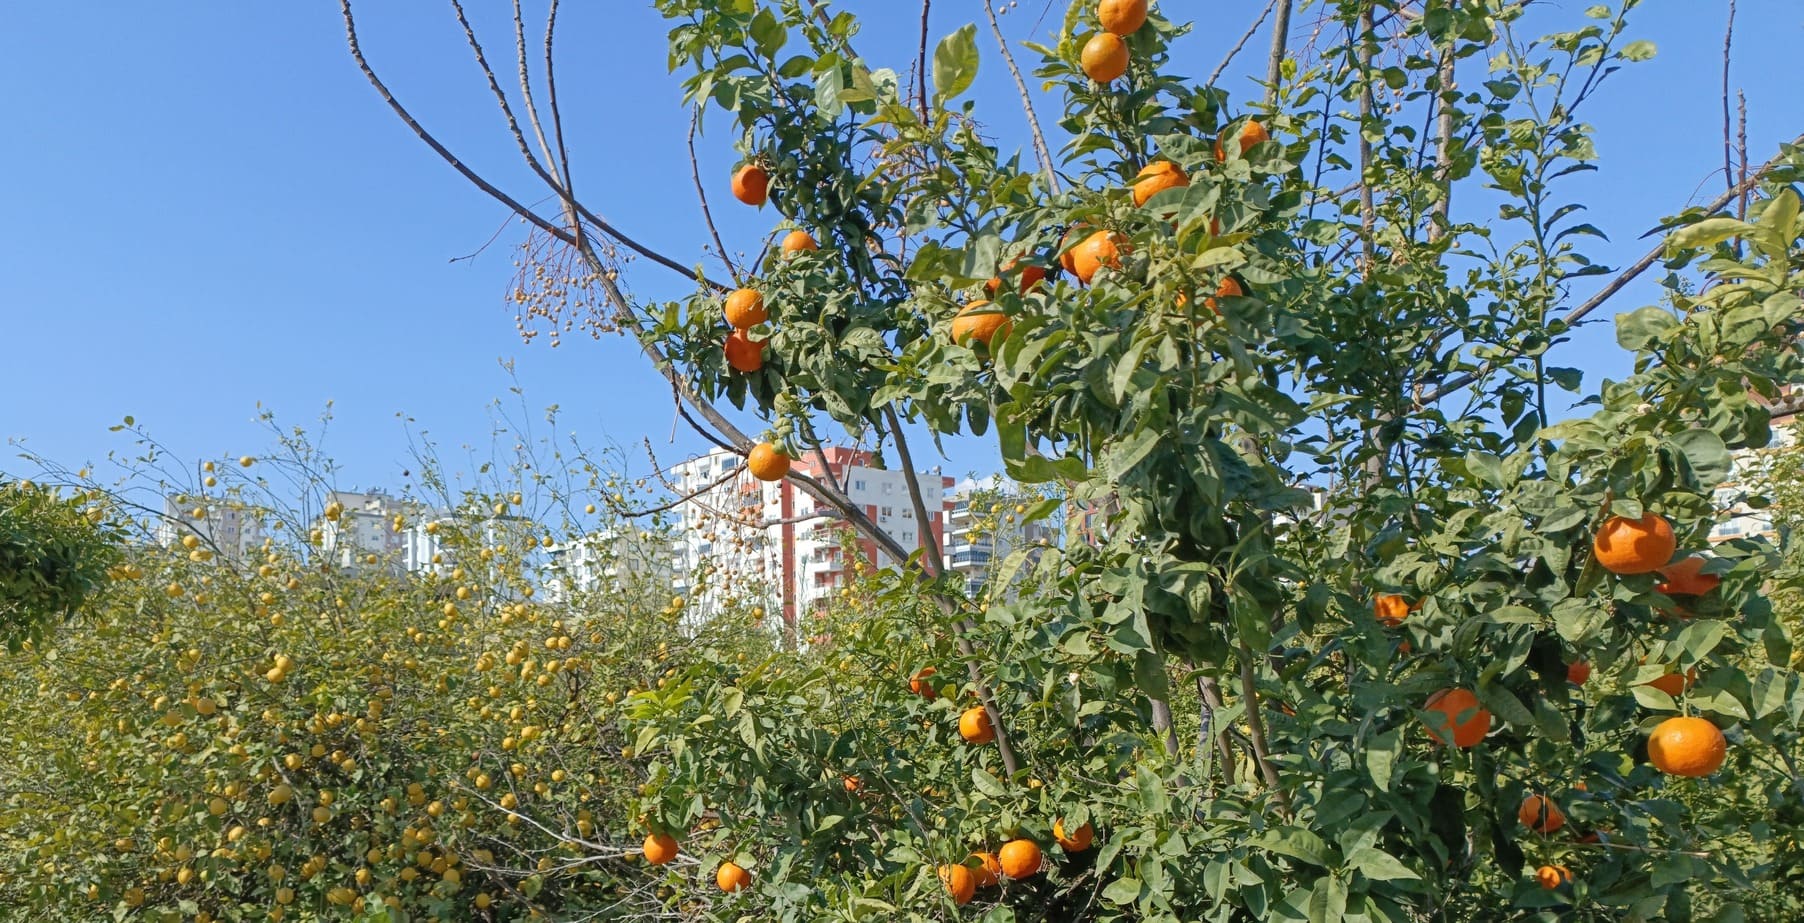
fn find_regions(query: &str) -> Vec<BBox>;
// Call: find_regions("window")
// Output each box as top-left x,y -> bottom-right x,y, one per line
881,506 -> 893,517
883,482 -> 895,493
853,479 -> 865,491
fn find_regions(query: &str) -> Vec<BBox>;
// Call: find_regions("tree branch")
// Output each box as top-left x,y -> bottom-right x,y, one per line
1210,0 -> 1278,91
982,0 -> 1058,192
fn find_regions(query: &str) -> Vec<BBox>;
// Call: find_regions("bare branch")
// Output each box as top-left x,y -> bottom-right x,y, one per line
883,407 -> 945,576
1211,0 -> 1278,90
1238,645 -> 1290,813
1427,1 -> 1457,242
341,0 -> 577,248
982,0 -> 1059,192
687,111 -> 742,284
915,0 -> 931,121
1721,0 -> 1737,206
543,0 -> 574,194
448,0 -> 558,188
511,0 -> 564,174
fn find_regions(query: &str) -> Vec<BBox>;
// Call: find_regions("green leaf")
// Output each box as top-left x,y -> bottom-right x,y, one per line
1615,306 -> 1678,352
1103,876 -> 1144,905
1666,217 -> 1752,254
1466,451 -> 1506,488
1365,729 -> 1400,792
1252,827 -> 1332,867
970,767 -> 1007,798
1135,765 -> 1169,813
1619,39 -> 1657,61
1347,846 -> 1420,882
813,64 -> 845,121
931,24 -> 979,103
749,8 -> 787,58
1668,429 -> 1731,486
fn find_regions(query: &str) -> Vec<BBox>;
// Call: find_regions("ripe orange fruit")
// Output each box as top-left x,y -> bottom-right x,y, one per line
958,706 -> 995,744
1567,661 -> 1591,685
1204,277 -> 1243,312
938,864 -> 976,905
909,667 -> 938,699
1373,594 -> 1411,627
843,775 -> 862,793
1422,688 -> 1491,748
1053,819 -> 1094,852
780,230 -> 819,255
642,832 -> 678,865
723,288 -> 767,329
951,300 -> 1011,348
985,258 -> 1048,295
746,443 -> 791,482
998,838 -> 1043,878
971,851 -> 1002,887
1071,230 -> 1128,285
1080,33 -> 1129,83
1591,512 -> 1676,575
1642,666 -> 1698,698
1518,794 -> 1566,834
730,164 -> 768,207
1535,865 -> 1573,889
1655,555 -> 1720,596
1132,161 -> 1188,206
716,861 -> 751,892
1098,0 -> 1148,34
1215,120 -> 1271,160
1647,716 -> 1727,777
724,330 -> 766,373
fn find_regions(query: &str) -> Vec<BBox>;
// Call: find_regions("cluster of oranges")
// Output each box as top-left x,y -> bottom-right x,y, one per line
1372,510 -> 1734,891
722,161 -> 817,376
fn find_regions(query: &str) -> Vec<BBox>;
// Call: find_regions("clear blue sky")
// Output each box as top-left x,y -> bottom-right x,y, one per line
2,2 -> 1799,495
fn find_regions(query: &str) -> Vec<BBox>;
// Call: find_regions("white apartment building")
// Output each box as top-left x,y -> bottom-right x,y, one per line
318,490 -> 418,571
156,495 -> 265,564
661,446 -> 954,637
543,527 -> 675,603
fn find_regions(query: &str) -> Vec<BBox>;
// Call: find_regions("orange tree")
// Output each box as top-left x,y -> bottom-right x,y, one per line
317,0 -> 1804,919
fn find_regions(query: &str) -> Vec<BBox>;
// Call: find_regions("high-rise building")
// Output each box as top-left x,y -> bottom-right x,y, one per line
944,483 -> 1057,597
663,446 -> 954,636
318,490 -> 420,571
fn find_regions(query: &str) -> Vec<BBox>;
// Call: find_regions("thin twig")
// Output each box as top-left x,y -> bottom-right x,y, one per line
342,0 -> 578,248
511,0 -> 562,171
544,0 -> 574,193
983,0 -> 1058,191
450,0 -> 557,188
1721,0 -> 1736,206
1211,0 -> 1278,89
687,110 -> 741,283
1356,7 -> 1376,269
